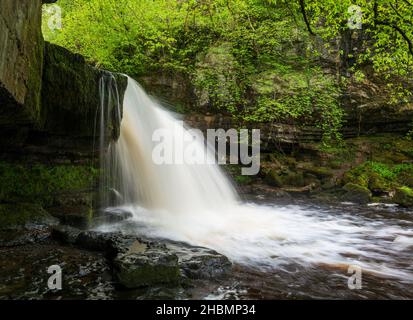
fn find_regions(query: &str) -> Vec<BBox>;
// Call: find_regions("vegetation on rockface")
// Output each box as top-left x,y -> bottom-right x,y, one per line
228,134 -> 413,205
336,135 -> 413,201
41,1 -> 413,206
42,0 -> 412,145
0,203 -> 54,230
342,162 -> 413,190
342,183 -> 372,204
42,42 -> 128,139
0,161 -> 98,208
1,0 -> 134,231
393,186 -> 413,207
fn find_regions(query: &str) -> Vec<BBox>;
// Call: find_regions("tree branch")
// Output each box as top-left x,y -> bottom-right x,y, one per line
376,20 -> 413,56
402,0 -> 412,7
299,0 -> 315,35
389,3 -> 412,26
374,0 -> 413,56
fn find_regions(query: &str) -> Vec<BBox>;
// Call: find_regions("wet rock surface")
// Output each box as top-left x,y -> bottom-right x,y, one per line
0,203 -> 59,247
0,223 -> 232,299
42,42 -> 128,141
341,183 -> 372,204
0,226 -> 53,247
113,243 -> 180,288
393,187 -> 413,208
0,242 -> 113,300
1,199 -> 412,299
51,228 -> 232,287
165,242 -> 232,280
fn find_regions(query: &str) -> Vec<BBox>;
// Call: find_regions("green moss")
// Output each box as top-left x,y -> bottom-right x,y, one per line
116,263 -> 180,288
400,186 -> 413,196
342,183 -> 372,204
342,161 -> 413,193
368,173 -> 390,193
264,170 -> 283,187
282,172 -> 306,187
300,165 -> 333,180
263,169 -> 308,188
0,203 -> 54,230
393,186 -> 413,207
234,175 -> 253,185
0,161 -> 98,207
114,253 -> 181,288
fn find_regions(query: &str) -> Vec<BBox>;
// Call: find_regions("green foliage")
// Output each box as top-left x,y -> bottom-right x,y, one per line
234,175 -> 253,185
244,66 -> 343,144
297,0 -> 413,101
399,186 -> 413,196
42,0 -> 412,146
343,161 -> 413,190
393,186 -> 413,207
0,162 -> 98,207
0,203 -> 52,230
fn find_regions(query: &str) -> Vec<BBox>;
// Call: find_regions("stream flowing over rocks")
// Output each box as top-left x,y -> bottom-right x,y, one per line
1,0 -> 413,301
0,210 -> 232,299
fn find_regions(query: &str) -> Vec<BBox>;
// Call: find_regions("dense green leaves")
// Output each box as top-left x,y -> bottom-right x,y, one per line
42,0 -> 412,145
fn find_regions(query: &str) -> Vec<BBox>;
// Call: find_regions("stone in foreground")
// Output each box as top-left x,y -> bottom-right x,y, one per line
113,241 -> 180,288
342,183 -> 372,204
166,242 -> 232,280
393,187 -> 413,208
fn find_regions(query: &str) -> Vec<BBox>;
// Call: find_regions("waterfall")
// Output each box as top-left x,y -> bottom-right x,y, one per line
104,76 -> 238,213
97,76 -> 413,283
97,72 -> 122,208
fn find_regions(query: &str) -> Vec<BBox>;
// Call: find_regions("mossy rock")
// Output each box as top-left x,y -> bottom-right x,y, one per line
234,175 -> 254,185
282,172 -> 306,187
396,170 -> 413,188
114,251 -> 180,288
368,173 -> 391,195
0,203 -> 57,230
341,170 -> 369,188
264,169 -> 284,187
342,183 -> 372,204
393,187 -> 413,208
0,161 -> 98,207
264,169 -> 306,187
329,160 -> 344,169
300,165 -> 333,180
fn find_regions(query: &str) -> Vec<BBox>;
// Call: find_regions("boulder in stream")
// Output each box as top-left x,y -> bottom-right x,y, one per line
51,228 -> 232,288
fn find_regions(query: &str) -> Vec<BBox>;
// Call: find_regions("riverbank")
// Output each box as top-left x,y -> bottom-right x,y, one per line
1,196 -> 412,300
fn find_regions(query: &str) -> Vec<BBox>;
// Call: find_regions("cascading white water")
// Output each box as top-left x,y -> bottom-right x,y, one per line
101,77 -> 413,283
107,77 -> 239,213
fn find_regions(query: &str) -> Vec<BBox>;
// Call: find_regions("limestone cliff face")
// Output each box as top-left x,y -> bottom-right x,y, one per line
0,0 -> 128,226
0,1 -> 128,158
0,0 -> 44,126
41,42 -> 127,148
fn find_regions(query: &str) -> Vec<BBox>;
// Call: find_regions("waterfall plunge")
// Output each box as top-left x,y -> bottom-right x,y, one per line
99,77 -> 413,283
105,76 -> 239,214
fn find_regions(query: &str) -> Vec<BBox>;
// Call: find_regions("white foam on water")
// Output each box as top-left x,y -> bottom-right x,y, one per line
99,77 -> 413,283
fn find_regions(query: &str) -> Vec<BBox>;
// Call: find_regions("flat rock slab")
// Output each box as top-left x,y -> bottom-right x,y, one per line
51,228 -> 232,288
165,242 -> 232,280
113,244 -> 180,288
